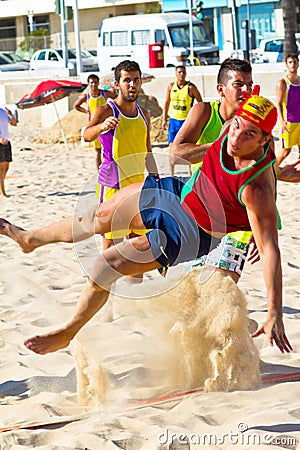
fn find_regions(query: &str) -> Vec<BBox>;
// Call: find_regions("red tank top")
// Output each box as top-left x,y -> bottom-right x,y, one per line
181,127 -> 276,235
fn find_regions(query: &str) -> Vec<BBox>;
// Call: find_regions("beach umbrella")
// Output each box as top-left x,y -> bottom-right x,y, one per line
16,79 -> 86,150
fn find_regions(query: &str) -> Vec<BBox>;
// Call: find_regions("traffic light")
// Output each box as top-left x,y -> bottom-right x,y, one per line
196,1 -> 204,20
54,0 -> 61,15
54,1 -> 73,20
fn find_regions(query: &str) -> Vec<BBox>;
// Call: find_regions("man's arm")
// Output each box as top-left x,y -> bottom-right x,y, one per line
83,104 -> 117,142
142,108 -> 159,175
73,92 -> 88,114
171,102 -> 212,166
189,83 -> 203,103
6,108 -> 17,127
162,83 -> 172,130
276,78 -> 288,132
242,170 -> 292,353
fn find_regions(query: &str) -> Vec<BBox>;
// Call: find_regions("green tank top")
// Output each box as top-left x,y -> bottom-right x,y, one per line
191,101 -> 223,173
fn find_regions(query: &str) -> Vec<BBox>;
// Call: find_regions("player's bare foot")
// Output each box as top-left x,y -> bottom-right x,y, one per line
24,329 -> 73,354
0,218 -> 35,253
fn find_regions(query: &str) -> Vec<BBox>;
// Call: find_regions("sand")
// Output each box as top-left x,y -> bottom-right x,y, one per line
0,120 -> 299,450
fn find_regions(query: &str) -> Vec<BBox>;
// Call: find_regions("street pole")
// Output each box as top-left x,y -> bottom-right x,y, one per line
246,0 -> 252,61
231,0 -> 239,51
73,0 -> 82,75
188,0 -> 194,61
60,0 -> 68,69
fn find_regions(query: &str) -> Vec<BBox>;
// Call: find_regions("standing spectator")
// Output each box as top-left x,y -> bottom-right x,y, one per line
276,54 -> 300,165
0,107 -> 17,198
74,74 -> 116,170
162,65 -> 202,175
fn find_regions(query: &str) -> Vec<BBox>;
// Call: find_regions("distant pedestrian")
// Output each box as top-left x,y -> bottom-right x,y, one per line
162,65 -> 202,175
0,107 -> 17,198
74,74 -> 116,170
276,54 -> 300,165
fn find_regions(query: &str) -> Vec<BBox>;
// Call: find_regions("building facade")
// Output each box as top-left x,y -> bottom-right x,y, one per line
0,0 -> 299,60
163,0 -> 300,58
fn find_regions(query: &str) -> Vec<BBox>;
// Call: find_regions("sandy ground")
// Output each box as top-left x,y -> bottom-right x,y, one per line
0,121 -> 299,450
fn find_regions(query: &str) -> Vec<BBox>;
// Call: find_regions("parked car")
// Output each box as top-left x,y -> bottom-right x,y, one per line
0,51 -> 30,70
29,48 -> 99,74
0,53 -> 28,72
253,36 -> 300,63
74,48 -> 99,71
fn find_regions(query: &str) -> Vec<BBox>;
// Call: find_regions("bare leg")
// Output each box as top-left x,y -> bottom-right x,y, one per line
0,206 -> 97,253
24,235 -> 161,354
95,148 -> 101,170
0,161 -> 9,197
169,143 -> 175,176
0,182 -> 144,253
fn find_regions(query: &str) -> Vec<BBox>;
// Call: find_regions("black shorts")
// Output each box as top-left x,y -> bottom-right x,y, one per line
0,142 -> 12,162
139,174 -> 221,270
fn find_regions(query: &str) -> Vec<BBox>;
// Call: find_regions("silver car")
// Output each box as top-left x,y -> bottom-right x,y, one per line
30,48 -> 99,74
0,52 -> 29,72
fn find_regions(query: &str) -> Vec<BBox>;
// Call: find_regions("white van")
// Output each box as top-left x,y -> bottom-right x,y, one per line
97,13 -> 219,73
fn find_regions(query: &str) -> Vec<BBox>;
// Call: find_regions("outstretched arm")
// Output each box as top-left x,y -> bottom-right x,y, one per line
242,170 -> 292,353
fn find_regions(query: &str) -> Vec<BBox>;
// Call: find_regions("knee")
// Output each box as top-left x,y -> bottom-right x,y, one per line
169,154 -> 176,166
87,277 -> 105,291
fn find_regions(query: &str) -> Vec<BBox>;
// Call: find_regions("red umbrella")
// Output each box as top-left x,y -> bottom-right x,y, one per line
16,80 -> 86,149
16,79 -> 86,109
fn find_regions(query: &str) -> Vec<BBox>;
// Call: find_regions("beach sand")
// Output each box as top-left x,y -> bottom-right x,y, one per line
0,122 -> 299,450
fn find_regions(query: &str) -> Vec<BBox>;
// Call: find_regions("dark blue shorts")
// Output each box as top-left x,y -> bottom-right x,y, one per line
139,174 -> 221,270
0,142 -> 12,162
168,118 -> 185,143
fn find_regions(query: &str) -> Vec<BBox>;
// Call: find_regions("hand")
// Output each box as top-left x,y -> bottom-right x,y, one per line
277,160 -> 300,183
102,116 -> 119,132
281,120 -> 290,133
251,314 -> 293,353
162,120 -> 167,130
247,234 -> 260,264
0,137 -> 8,145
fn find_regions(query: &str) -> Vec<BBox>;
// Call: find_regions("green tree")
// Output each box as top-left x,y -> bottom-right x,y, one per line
282,0 -> 298,58
18,28 -> 51,57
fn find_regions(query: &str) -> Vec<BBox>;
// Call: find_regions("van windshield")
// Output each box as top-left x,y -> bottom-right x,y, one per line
168,23 -> 211,47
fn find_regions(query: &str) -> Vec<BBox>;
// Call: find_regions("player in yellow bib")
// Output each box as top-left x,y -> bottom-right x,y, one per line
84,60 -> 158,252
74,74 -> 116,170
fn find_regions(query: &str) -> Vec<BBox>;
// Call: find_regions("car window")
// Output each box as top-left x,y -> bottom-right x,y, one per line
0,55 -> 9,65
1,53 -> 14,63
49,52 -> 58,61
37,51 -> 46,61
265,40 -> 283,52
